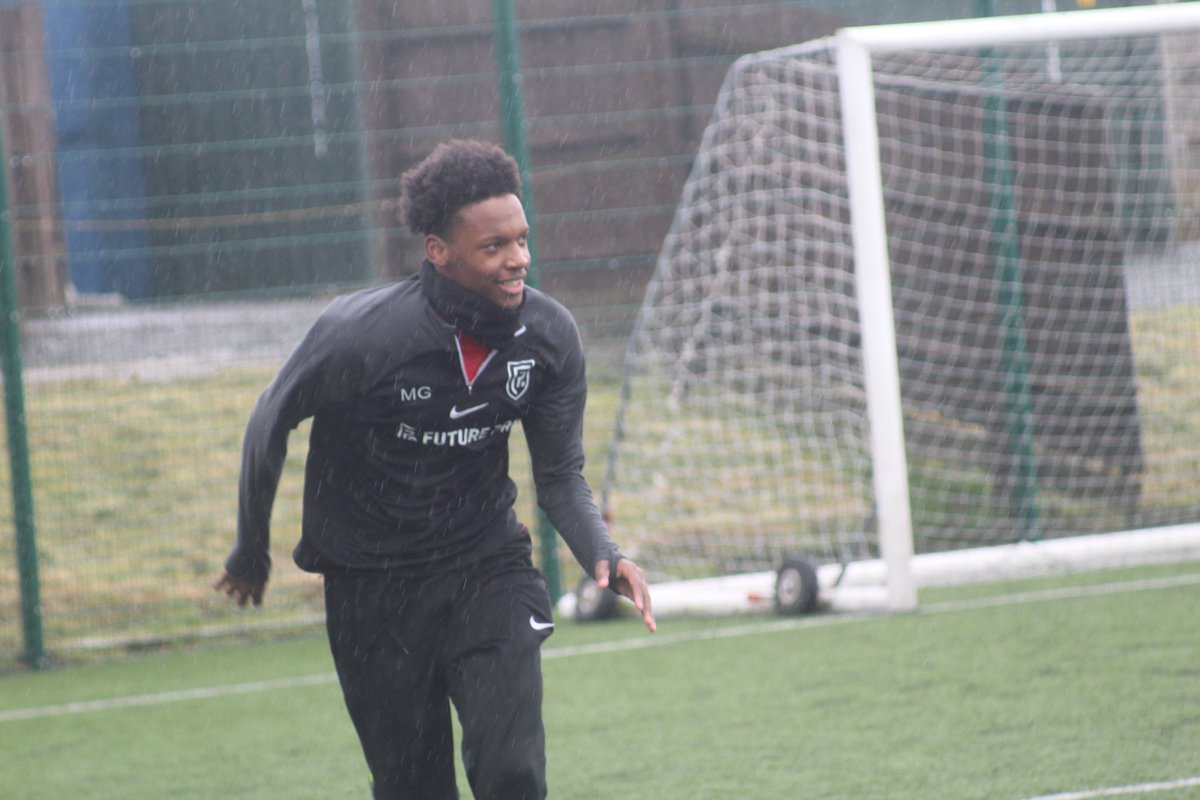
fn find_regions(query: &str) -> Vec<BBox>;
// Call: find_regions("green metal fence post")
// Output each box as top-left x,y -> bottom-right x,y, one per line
493,0 -> 537,263
492,0 -> 562,602
976,0 -> 1041,541
0,124 -> 45,668
343,1 -> 381,283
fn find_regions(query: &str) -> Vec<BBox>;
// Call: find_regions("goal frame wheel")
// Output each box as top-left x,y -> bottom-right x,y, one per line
574,575 -> 619,622
774,556 -> 819,615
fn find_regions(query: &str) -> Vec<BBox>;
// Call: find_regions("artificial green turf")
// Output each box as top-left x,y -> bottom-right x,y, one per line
2,563 -> 1199,799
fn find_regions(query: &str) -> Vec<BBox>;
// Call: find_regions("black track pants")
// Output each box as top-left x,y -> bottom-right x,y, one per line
323,543 -> 555,800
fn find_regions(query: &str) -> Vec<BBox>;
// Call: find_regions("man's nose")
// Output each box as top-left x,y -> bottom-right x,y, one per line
508,242 -> 531,269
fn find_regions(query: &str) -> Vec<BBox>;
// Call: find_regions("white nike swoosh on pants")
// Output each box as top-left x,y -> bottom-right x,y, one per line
528,616 -> 555,631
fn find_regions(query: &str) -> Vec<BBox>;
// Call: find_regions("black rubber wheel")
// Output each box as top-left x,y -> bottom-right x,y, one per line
774,557 -> 819,615
574,575 -> 619,622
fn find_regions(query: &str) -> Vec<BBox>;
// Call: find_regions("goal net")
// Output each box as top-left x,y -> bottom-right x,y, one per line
601,4 -> 1200,610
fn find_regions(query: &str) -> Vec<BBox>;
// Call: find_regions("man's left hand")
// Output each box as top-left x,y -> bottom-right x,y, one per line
594,558 -> 656,633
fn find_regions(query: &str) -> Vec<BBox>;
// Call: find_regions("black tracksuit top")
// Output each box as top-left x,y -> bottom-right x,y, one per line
226,274 -> 619,585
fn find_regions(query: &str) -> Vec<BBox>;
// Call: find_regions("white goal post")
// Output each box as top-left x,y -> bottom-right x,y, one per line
838,2 -> 1200,612
581,2 -> 1200,621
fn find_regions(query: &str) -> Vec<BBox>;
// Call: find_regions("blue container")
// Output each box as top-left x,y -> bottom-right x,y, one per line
41,0 -> 154,298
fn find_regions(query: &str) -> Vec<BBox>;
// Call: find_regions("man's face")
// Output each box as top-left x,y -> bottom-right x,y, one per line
426,193 -> 530,310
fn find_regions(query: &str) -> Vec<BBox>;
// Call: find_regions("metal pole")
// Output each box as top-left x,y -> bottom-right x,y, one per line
845,2 -> 1200,53
976,0 -> 1041,541
836,34 -> 917,612
343,1 -> 381,282
0,124 -> 45,667
492,0 -> 561,602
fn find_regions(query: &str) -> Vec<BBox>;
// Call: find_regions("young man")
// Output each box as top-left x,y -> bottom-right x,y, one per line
215,139 -> 655,799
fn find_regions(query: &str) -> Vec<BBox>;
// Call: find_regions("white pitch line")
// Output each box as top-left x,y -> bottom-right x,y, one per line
922,572 -> 1200,614
2,571 -> 1198,724
0,673 -> 337,723
0,623 -> 823,724
1023,776 -> 1200,799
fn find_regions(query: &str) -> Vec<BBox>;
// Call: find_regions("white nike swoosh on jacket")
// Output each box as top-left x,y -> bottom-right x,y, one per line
449,402 -> 489,420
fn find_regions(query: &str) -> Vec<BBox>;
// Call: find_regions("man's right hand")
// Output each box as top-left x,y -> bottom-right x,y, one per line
213,571 -> 265,607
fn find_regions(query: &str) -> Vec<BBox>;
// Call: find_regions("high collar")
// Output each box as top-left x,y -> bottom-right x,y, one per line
419,260 -> 525,349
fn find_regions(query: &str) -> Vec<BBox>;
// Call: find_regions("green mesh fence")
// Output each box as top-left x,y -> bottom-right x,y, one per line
0,0 -> 1164,667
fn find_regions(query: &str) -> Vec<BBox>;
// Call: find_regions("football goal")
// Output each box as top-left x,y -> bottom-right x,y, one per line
592,3 -> 1200,617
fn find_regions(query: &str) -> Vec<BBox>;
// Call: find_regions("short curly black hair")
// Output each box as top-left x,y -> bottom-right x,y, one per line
400,139 -> 523,237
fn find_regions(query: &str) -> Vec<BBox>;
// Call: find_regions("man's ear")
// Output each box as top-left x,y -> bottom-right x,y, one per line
425,234 -> 448,267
